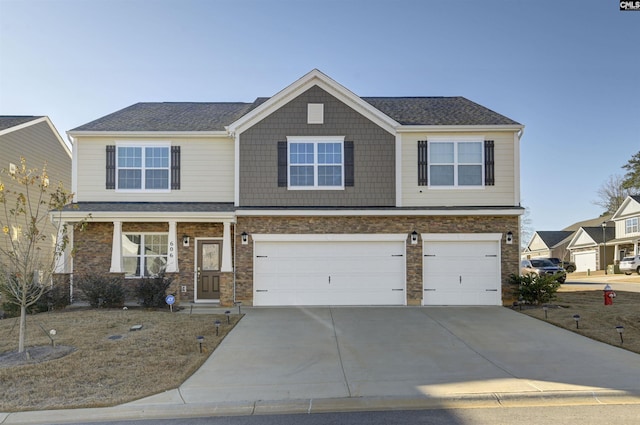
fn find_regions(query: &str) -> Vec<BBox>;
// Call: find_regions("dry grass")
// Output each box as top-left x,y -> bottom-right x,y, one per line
0,308 -> 241,412
517,290 -> 640,355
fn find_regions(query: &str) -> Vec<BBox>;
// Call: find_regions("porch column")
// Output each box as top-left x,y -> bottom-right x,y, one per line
222,221 -> 232,272
110,221 -> 122,273
166,221 -> 178,272
54,221 -> 67,273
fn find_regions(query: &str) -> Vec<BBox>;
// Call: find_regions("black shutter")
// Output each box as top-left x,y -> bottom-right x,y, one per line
106,145 -> 116,189
484,140 -> 495,186
418,140 -> 428,186
171,146 -> 181,190
277,141 -> 287,187
344,141 -> 354,187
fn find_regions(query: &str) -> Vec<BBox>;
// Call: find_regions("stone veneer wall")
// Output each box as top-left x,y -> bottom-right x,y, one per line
72,221 -> 229,305
235,215 -> 520,306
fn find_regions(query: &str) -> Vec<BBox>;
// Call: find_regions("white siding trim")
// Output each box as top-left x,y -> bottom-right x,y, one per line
251,233 -> 408,242
422,233 -> 502,242
395,133 -> 402,207
110,221 -> 123,273
166,221 -> 178,272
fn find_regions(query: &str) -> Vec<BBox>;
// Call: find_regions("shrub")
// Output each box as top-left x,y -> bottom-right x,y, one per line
509,273 -> 561,305
0,277 -> 69,317
75,274 -> 125,308
135,273 -> 173,308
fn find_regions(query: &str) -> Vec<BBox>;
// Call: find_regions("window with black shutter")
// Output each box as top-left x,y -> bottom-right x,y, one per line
484,140 -> 495,186
418,140 -> 428,186
106,145 -> 116,189
344,141 -> 354,187
171,146 -> 181,190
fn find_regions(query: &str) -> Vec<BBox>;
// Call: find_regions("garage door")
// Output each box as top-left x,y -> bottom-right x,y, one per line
423,234 -> 502,306
574,251 -> 596,272
253,235 -> 406,306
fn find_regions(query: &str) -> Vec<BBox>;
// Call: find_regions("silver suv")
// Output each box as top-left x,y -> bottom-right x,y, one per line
521,259 -> 567,283
620,255 -> 640,275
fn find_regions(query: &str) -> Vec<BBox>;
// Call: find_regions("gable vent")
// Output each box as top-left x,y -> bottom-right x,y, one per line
307,103 -> 324,124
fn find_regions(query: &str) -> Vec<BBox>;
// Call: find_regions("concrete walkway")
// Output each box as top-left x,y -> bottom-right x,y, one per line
2,307 -> 640,424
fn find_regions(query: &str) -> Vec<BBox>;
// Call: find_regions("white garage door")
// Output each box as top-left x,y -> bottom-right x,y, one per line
253,235 -> 406,306
423,234 -> 502,306
574,251 -> 596,272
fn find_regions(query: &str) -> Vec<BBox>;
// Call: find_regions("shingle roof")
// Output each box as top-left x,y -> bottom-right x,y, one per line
582,226 -> 615,244
71,103 -> 257,132
535,231 -> 574,248
70,96 -> 520,132
0,116 -> 43,131
362,97 -> 520,126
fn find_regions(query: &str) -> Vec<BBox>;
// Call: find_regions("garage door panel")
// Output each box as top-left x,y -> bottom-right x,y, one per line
254,239 -> 406,306
423,239 -> 501,306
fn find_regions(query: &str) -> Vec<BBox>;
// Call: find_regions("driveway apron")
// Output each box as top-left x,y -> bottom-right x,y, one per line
177,307 -> 640,404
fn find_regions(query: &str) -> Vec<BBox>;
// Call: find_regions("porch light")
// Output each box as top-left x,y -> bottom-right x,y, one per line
410,231 -> 418,245
241,231 -> 249,245
182,234 -> 190,247
506,231 -> 514,245
616,326 -> 624,344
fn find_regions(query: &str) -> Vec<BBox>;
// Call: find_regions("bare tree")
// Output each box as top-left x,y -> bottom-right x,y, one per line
593,174 -> 632,214
0,158 -> 76,353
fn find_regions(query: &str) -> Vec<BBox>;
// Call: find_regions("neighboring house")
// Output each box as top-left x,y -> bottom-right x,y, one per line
59,69 -> 524,307
522,231 -> 573,260
567,225 -> 615,273
609,195 -> 640,261
0,116 -> 72,272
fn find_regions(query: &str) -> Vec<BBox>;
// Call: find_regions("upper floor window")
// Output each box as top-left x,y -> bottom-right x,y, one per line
626,217 -> 639,234
106,144 -> 181,191
118,145 -> 169,190
418,139 -> 494,187
122,233 -> 168,277
287,137 -> 344,189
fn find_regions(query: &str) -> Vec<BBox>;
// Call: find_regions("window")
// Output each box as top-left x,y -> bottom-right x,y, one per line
287,137 -> 344,189
626,217 -> 639,234
122,233 -> 168,277
116,145 -> 170,190
418,139 -> 494,187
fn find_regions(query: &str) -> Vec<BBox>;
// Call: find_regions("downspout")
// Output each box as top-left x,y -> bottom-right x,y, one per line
233,222 -> 237,304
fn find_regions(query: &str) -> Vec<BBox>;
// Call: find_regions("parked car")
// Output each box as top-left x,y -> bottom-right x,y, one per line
521,259 -> 567,283
545,257 -> 576,273
619,255 -> 640,275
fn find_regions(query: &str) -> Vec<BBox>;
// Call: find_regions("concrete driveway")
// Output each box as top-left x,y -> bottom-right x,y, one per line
171,306 -> 640,404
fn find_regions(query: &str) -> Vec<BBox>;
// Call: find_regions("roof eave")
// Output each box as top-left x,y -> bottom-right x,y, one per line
396,124 -> 524,133
67,130 -> 231,139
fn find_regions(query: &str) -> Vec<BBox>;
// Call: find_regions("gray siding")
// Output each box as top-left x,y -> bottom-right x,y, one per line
239,86 -> 395,207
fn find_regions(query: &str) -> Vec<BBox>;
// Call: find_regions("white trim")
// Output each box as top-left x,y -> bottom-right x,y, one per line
251,233 -> 408,242
234,131 -> 240,206
222,222 -> 232,272
514,131 -> 521,205
237,208 -> 523,217
109,221 -> 123,273
71,135 -> 78,202
396,124 -> 524,133
227,69 -> 398,136
421,233 -> 503,242
68,130 -> 230,138
395,132 -> 402,207
114,142 -> 172,192
57,211 -> 235,222
426,137 -> 485,188
166,221 -> 178,272
286,136 -> 345,190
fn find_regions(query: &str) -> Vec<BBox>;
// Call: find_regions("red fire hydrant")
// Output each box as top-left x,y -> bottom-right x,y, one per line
604,284 -> 616,305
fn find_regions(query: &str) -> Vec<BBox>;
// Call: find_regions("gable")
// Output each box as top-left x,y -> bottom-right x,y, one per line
612,196 -> 640,220
568,228 -> 597,248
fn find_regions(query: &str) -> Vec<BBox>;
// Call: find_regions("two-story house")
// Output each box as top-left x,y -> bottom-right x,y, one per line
610,195 -> 640,263
59,69 -> 524,307
1,116 -> 72,273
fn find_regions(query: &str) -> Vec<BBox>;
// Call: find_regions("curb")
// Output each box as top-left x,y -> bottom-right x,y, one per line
2,391 -> 640,424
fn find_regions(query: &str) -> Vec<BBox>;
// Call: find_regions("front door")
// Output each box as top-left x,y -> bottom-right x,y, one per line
197,240 -> 221,300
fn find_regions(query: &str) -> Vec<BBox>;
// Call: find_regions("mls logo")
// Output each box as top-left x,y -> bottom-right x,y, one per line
620,1 -> 640,10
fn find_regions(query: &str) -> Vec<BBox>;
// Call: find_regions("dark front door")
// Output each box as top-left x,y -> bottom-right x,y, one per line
197,240 -> 221,300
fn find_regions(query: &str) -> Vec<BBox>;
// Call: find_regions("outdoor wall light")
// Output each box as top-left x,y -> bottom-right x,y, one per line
506,231 -> 514,245
182,234 -> 190,247
241,231 -> 249,245
410,231 -> 418,245
616,326 -> 624,344
573,314 -> 581,329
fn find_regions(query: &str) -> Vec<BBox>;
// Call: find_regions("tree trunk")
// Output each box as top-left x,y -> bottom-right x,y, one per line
18,304 -> 27,353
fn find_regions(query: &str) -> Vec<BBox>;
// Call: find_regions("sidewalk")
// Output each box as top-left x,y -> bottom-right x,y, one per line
2,307 -> 640,424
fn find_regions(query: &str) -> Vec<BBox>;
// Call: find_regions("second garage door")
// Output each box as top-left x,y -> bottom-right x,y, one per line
253,234 -> 407,306
423,234 -> 502,306
574,250 -> 597,272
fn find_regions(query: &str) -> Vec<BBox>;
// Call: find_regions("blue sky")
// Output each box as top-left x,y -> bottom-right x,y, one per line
1,0 -> 638,235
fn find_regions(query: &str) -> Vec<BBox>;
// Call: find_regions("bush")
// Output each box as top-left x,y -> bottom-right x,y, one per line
509,273 -> 561,305
75,274 -> 125,308
0,277 -> 69,317
135,273 -> 173,308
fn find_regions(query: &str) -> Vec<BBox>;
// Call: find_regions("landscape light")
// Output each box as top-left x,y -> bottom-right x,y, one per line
616,326 -> 624,344
215,320 -> 221,336
573,314 -> 581,329
225,310 -> 231,324
197,336 -> 204,353
543,305 -> 548,319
